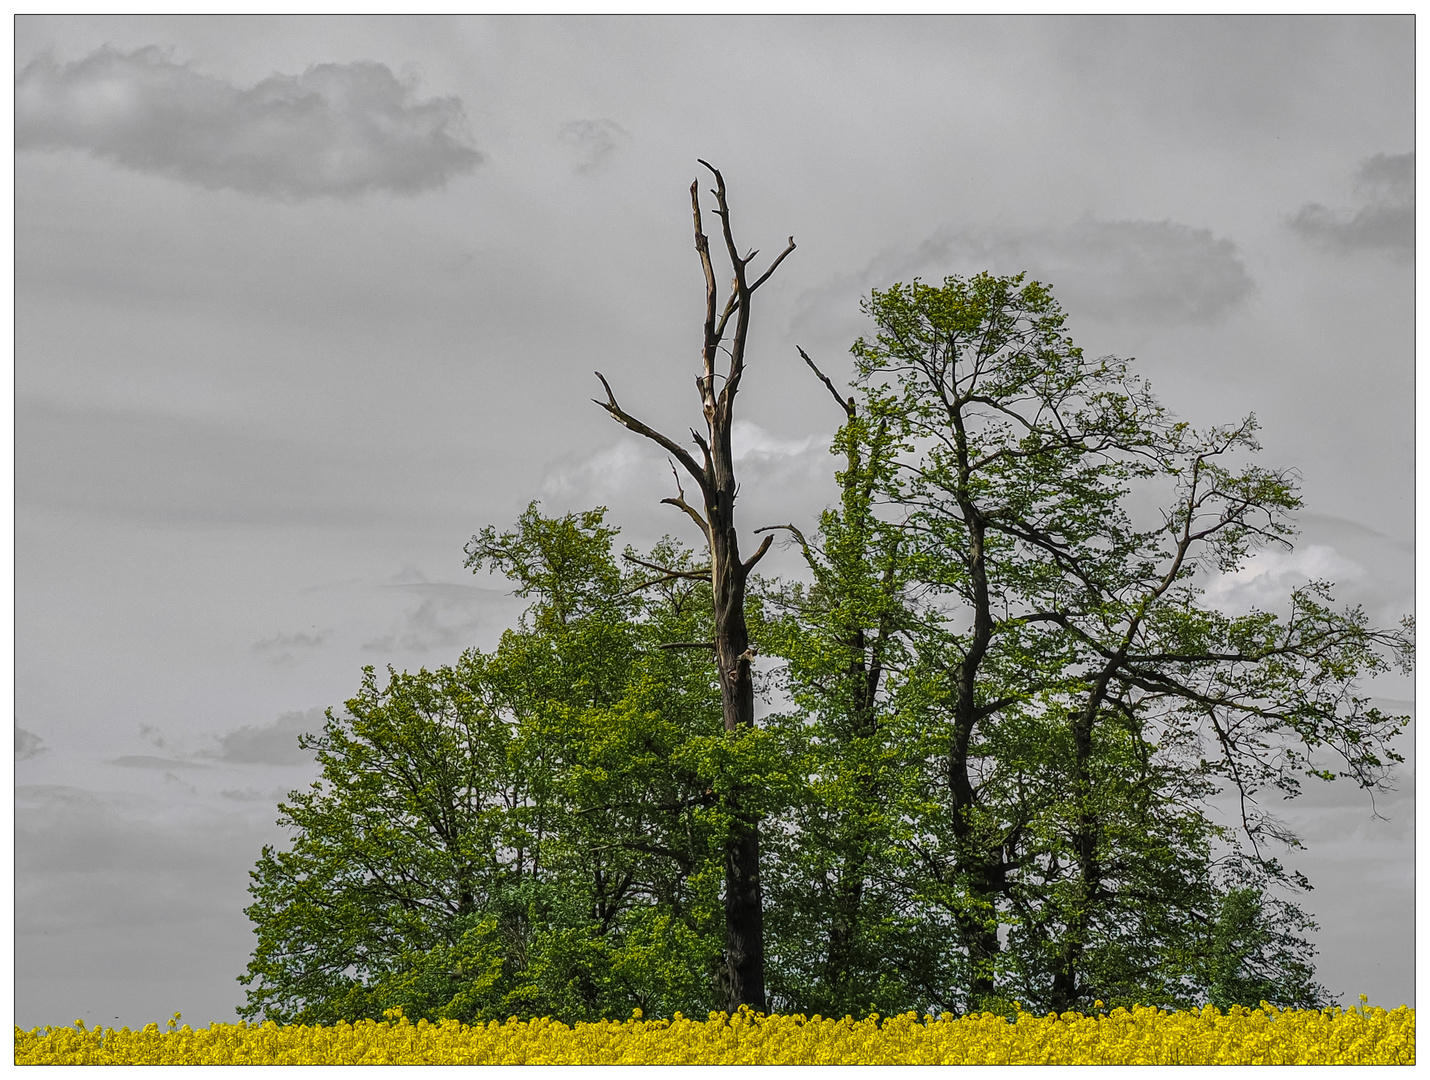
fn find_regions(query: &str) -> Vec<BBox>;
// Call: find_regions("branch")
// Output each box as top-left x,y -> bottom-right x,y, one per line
797,346 -> 854,418
754,522 -> 814,569
711,293 -> 741,353
659,460 -> 712,544
742,532 -> 774,572
749,236 -> 797,292
624,554 -> 712,582
688,427 -> 714,477
691,179 -> 720,397
657,641 -> 717,650
593,371 -> 708,492
699,159 -> 744,276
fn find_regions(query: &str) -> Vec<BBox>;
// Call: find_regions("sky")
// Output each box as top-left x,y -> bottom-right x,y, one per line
12,14 -> 1416,1030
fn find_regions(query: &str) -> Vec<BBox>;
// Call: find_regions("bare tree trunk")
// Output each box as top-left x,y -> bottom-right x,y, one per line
594,161 -> 794,1013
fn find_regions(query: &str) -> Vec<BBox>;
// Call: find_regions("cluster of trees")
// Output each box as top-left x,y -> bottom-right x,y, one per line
239,167 -> 1411,1026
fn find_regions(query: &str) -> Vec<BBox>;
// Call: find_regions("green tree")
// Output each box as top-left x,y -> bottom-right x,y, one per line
240,264 -> 1409,1025
240,506 -> 734,1024
753,349 -> 947,1016
844,272 -> 1410,1013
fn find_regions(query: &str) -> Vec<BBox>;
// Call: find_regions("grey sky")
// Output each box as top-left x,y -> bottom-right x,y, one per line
14,15 -> 1414,1030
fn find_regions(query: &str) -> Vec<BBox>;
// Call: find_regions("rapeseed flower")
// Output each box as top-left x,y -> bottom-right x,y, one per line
15,1001 -> 1414,1065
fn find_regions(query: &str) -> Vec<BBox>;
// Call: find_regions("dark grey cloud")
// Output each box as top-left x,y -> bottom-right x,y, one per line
200,707 -> 327,767
799,216 -> 1254,335
558,118 -> 629,173
1290,151 -> 1413,259
16,46 -> 482,200
909,218 -> 1254,324
16,725 -> 47,760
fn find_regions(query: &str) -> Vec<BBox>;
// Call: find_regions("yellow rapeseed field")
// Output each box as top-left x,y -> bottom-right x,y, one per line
15,1001 -> 1414,1065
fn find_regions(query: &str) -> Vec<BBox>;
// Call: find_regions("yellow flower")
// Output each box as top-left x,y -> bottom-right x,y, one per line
13,1003 -> 1415,1065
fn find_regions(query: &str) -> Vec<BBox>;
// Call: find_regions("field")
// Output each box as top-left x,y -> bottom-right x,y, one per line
15,1002 -> 1414,1065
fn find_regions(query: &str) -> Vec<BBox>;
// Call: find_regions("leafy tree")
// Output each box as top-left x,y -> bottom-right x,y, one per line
840,272 -> 1410,1012
240,506 -> 734,1024
753,350 -> 947,1016
240,197 -> 1410,1023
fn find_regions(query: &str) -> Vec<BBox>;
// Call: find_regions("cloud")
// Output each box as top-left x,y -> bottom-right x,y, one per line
253,629 -> 330,651
558,118 -> 629,173
915,219 -> 1254,324
219,786 -> 290,803
542,421 -> 831,500
110,754 -> 210,770
1201,544 -> 1367,617
16,46 -> 482,200
363,577 -> 512,653
730,420 -> 824,463
201,707 -> 327,767
252,628 -> 333,667
800,217 -> 1254,332
16,725 -> 47,760
1289,151 -> 1414,259
542,439 -> 665,501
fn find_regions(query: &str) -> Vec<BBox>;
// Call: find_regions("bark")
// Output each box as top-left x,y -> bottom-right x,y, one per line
946,406 -> 1008,1009
594,162 -> 794,1012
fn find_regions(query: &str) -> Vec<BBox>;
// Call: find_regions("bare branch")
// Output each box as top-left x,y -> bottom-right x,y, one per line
593,371 -> 708,491
712,292 -> 741,346
688,426 -> 715,477
624,553 -> 711,582
754,522 -> 814,569
657,641 -> 717,650
742,533 -> 774,572
661,460 -> 713,543
754,521 -> 811,548
797,346 -> 854,418
691,178 -> 720,398
749,237 -> 797,292
698,159 -> 743,276
624,573 -> 712,596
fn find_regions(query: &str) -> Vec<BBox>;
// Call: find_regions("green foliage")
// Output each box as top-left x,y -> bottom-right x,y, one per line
242,274 -> 1409,1026
240,507 -> 732,1025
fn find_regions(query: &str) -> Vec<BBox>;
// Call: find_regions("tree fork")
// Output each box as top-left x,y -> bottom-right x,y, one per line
594,162 -> 794,1012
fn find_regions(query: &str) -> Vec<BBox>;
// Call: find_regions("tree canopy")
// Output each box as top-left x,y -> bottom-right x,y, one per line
240,178 -> 1411,1025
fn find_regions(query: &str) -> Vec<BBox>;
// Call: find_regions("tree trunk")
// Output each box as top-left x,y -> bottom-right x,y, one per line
595,161 -> 794,1013
708,460 -> 766,1011
946,417 -> 1005,1011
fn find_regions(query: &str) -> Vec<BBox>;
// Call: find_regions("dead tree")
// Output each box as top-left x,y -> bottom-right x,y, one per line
594,161 -> 794,1012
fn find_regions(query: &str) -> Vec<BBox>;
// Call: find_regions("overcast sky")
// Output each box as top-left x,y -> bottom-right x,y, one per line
13,15 -> 1416,1030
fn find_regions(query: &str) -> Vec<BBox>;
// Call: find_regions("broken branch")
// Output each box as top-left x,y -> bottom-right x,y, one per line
661,460 -> 713,543
594,372 -> 708,492
797,346 -> 854,418
742,532 -> 774,572
749,237 -> 797,293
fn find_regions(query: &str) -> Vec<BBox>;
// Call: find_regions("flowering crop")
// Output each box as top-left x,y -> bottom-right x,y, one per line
15,1002 -> 1414,1065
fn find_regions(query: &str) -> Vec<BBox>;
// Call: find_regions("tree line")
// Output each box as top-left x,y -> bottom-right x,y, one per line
239,165 -> 1411,1026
